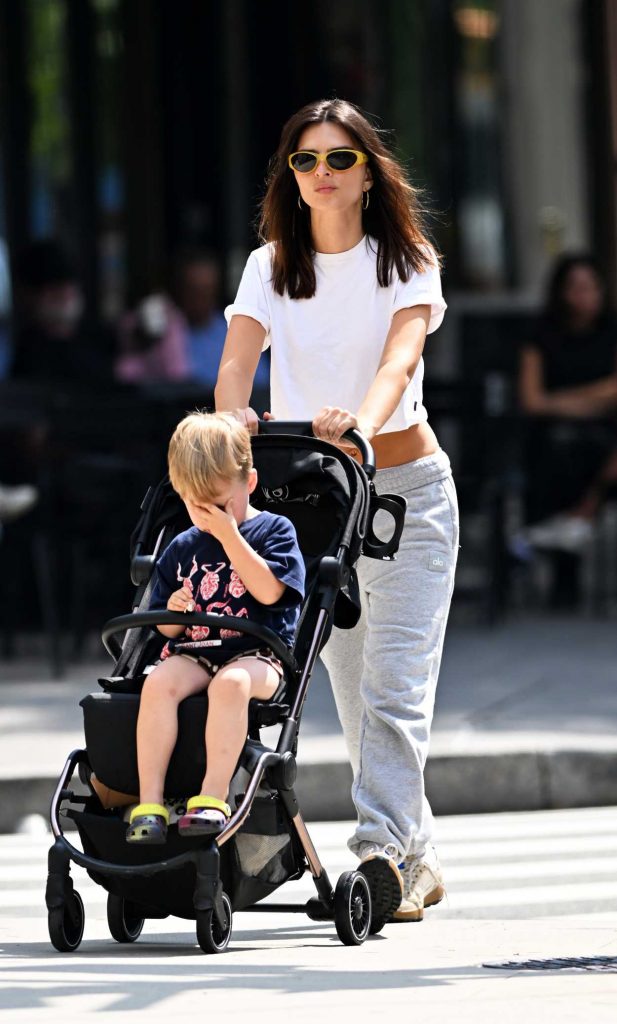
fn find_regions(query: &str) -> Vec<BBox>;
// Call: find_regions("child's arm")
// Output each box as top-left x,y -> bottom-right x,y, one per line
219,529 -> 286,605
158,580 -> 196,637
197,505 -> 285,605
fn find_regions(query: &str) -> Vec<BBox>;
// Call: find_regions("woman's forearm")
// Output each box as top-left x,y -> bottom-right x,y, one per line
356,305 -> 428,436
215,315 -> 266,412
357,359 -> 416,437
525,378 -> 617,418
560,376 -> 617,408
214,364 -> 254,412
520,344 -> 617,417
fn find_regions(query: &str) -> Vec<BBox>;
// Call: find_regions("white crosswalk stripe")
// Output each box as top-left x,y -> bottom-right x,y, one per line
0,806 -> 616,921
433,805 -> 617,919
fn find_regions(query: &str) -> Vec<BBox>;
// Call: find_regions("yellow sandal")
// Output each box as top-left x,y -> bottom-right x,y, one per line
126,803 -> 169,845
178,796 -> 231,837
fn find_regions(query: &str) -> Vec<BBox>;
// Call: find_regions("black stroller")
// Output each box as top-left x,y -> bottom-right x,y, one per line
45,422 -> 406,953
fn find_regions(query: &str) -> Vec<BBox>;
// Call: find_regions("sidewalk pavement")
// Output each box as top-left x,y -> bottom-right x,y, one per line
1,614 -> 616,832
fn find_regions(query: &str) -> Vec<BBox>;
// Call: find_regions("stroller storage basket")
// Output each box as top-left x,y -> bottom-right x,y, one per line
71,783 -> 303,915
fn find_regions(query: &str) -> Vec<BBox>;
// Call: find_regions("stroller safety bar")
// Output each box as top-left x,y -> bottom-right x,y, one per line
101,611 -> 297,669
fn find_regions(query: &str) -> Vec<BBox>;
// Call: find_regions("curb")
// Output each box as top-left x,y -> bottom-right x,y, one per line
424,749 -> 617,816
3,749 -> 617,833
295,749 -> 617,821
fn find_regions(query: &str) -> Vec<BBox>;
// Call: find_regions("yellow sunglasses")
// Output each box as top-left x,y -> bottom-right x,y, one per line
288,149 -> 369,173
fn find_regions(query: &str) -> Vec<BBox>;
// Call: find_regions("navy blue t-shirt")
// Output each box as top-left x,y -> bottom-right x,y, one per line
149,510 -> 305,658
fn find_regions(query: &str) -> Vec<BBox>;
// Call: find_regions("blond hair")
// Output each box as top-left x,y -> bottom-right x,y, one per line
168,411 -> 253,500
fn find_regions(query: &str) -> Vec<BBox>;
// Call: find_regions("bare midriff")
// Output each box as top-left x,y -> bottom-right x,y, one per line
342,420 -> 440,470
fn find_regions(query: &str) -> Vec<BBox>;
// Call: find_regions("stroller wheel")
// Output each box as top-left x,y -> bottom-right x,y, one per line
196,892 -> 232,954
107,894 -> 145,943
334,871 -> 372,945
48,891 -> 85,952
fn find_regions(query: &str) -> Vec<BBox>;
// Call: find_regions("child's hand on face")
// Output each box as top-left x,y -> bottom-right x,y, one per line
167,580 -> 196,613
198,499 -> 237,544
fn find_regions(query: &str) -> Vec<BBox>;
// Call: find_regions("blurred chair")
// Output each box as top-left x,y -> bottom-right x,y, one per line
0,504 -> 63,677
0,381 -> 175,669
0,380 -> 62,674
44,388 -> 164,658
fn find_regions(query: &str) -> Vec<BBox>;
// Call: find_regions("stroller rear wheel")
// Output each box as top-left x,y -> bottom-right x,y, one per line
107,894 -> 145,943
48,891 -> 85,952
334,871 -> 371,945
196,892 -> 232,954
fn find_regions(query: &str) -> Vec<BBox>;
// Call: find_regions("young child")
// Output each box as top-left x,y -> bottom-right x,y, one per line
126,411 -> 305,844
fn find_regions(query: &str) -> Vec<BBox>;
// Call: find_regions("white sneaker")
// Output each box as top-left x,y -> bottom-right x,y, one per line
357,842 -> 404,932
393,845 -> 445,922
524,514 -> 594,554
0,484 -> 38,523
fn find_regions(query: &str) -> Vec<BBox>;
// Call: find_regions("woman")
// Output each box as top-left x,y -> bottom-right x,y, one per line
215,99 -> 458,929
518,255 -> 617,581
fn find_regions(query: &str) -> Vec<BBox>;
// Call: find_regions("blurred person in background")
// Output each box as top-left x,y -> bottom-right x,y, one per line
516,254 -> 617,603
115,291 -> 189,384
174,247 -> 270,394
114,249 -> 270,394
11,239 -> 114,386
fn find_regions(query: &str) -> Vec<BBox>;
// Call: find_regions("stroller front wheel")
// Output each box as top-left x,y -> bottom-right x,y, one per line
48,891 -> 85,952
334,871 -> 371,945
107,893 -> 145,943
196,892 -> 232,954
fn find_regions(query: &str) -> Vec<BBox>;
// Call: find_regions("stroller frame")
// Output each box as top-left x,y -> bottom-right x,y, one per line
45,424 -> 406,953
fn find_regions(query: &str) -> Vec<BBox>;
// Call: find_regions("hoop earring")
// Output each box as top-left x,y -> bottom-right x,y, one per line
297,195 -> 303,210
362,190 -> 370,211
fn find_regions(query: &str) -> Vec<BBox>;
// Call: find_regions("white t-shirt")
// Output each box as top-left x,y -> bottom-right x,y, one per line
224,235 -> 446,432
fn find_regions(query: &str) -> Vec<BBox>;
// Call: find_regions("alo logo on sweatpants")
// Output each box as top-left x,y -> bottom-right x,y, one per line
428,552 -> 447,572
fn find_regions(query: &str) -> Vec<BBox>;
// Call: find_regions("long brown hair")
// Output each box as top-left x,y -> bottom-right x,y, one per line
259,99 -> 438,299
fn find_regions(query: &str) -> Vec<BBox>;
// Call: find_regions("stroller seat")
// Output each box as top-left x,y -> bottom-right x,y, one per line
81,688 -> 291,799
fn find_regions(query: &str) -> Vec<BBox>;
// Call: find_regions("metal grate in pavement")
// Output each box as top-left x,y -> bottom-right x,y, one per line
483,956 -> 617,973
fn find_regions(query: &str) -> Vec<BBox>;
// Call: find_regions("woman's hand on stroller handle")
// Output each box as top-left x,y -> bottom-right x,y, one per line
312,406 -> 367,443
256,416 -> 376,477
229,408 -> 375,475
230,407 -> 277,434
230,407 -> 260,433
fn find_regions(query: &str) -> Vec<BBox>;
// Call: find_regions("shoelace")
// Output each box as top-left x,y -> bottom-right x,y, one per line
401,859 -> 428,898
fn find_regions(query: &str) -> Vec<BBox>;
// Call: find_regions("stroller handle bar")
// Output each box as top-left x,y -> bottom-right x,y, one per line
101,611 -> 297,669
257,421 -> 376,479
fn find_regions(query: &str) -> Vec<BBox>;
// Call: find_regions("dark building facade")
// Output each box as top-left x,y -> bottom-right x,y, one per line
0,0 -> 615,320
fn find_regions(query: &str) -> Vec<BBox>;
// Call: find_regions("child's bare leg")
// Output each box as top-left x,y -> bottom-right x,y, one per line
136,656 -> 211,805
201,658 -> 280,801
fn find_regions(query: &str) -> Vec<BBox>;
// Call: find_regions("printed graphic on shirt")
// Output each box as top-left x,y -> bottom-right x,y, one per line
164,559 -> 249,652
149,511 -> 306,657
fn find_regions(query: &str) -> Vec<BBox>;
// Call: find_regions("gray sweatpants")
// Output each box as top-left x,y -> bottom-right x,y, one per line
321,449 -> 459,860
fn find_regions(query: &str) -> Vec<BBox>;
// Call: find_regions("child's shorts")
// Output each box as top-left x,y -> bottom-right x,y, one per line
174,646 -> 285,682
